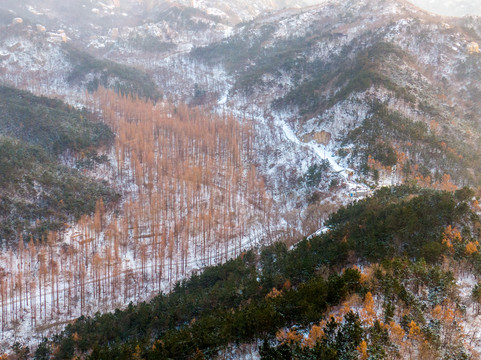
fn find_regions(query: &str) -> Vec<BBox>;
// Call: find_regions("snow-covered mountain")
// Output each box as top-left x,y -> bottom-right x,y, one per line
2,0 -> 481,233
190,0 -> 481,190
2,0 -> 481,351
166,0 -> 326,24
2,0 -> 481,231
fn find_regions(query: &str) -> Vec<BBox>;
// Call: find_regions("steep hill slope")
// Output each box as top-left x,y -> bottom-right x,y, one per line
166,0 -> 325,24
39,186 -> 481,359
0,12 -> 161,101
0,86 -> 118,243
191,0 -> 481,189
2,0 -> 481,354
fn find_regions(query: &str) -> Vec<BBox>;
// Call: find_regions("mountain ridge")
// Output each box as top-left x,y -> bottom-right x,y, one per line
188,0 -> 481,191
2,0 -> 481,355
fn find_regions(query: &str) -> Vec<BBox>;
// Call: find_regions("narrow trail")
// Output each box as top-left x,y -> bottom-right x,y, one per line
279,120 -> 371,194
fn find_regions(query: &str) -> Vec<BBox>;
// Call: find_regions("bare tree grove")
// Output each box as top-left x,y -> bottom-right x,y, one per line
0,88 -> 277,340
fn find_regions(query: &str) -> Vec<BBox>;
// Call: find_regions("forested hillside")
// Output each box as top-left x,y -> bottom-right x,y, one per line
0,86 -> 118,243
0,24 -> 162,102
34,186 -> 481,359
191,0 -> 481,189
63,45 -> 161,101
2,0 -> 481,356
0,88 -> 274,351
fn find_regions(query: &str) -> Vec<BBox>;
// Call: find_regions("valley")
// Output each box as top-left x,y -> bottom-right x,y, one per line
1,0 -> 481,358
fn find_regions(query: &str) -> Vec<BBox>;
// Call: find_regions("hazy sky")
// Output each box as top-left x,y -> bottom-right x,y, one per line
409,0 -> 481,16
4,0 -> 481,18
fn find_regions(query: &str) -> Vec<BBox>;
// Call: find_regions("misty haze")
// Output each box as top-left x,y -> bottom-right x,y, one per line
0,0 -> 481,358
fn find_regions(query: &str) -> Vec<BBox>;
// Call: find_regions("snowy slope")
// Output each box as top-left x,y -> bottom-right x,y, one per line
1,0 -> 481,351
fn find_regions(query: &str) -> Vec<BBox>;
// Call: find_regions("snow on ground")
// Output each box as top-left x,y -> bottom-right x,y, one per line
456,273 -> 481,355
0,144 -> 272,351
0,4 -> 389,349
